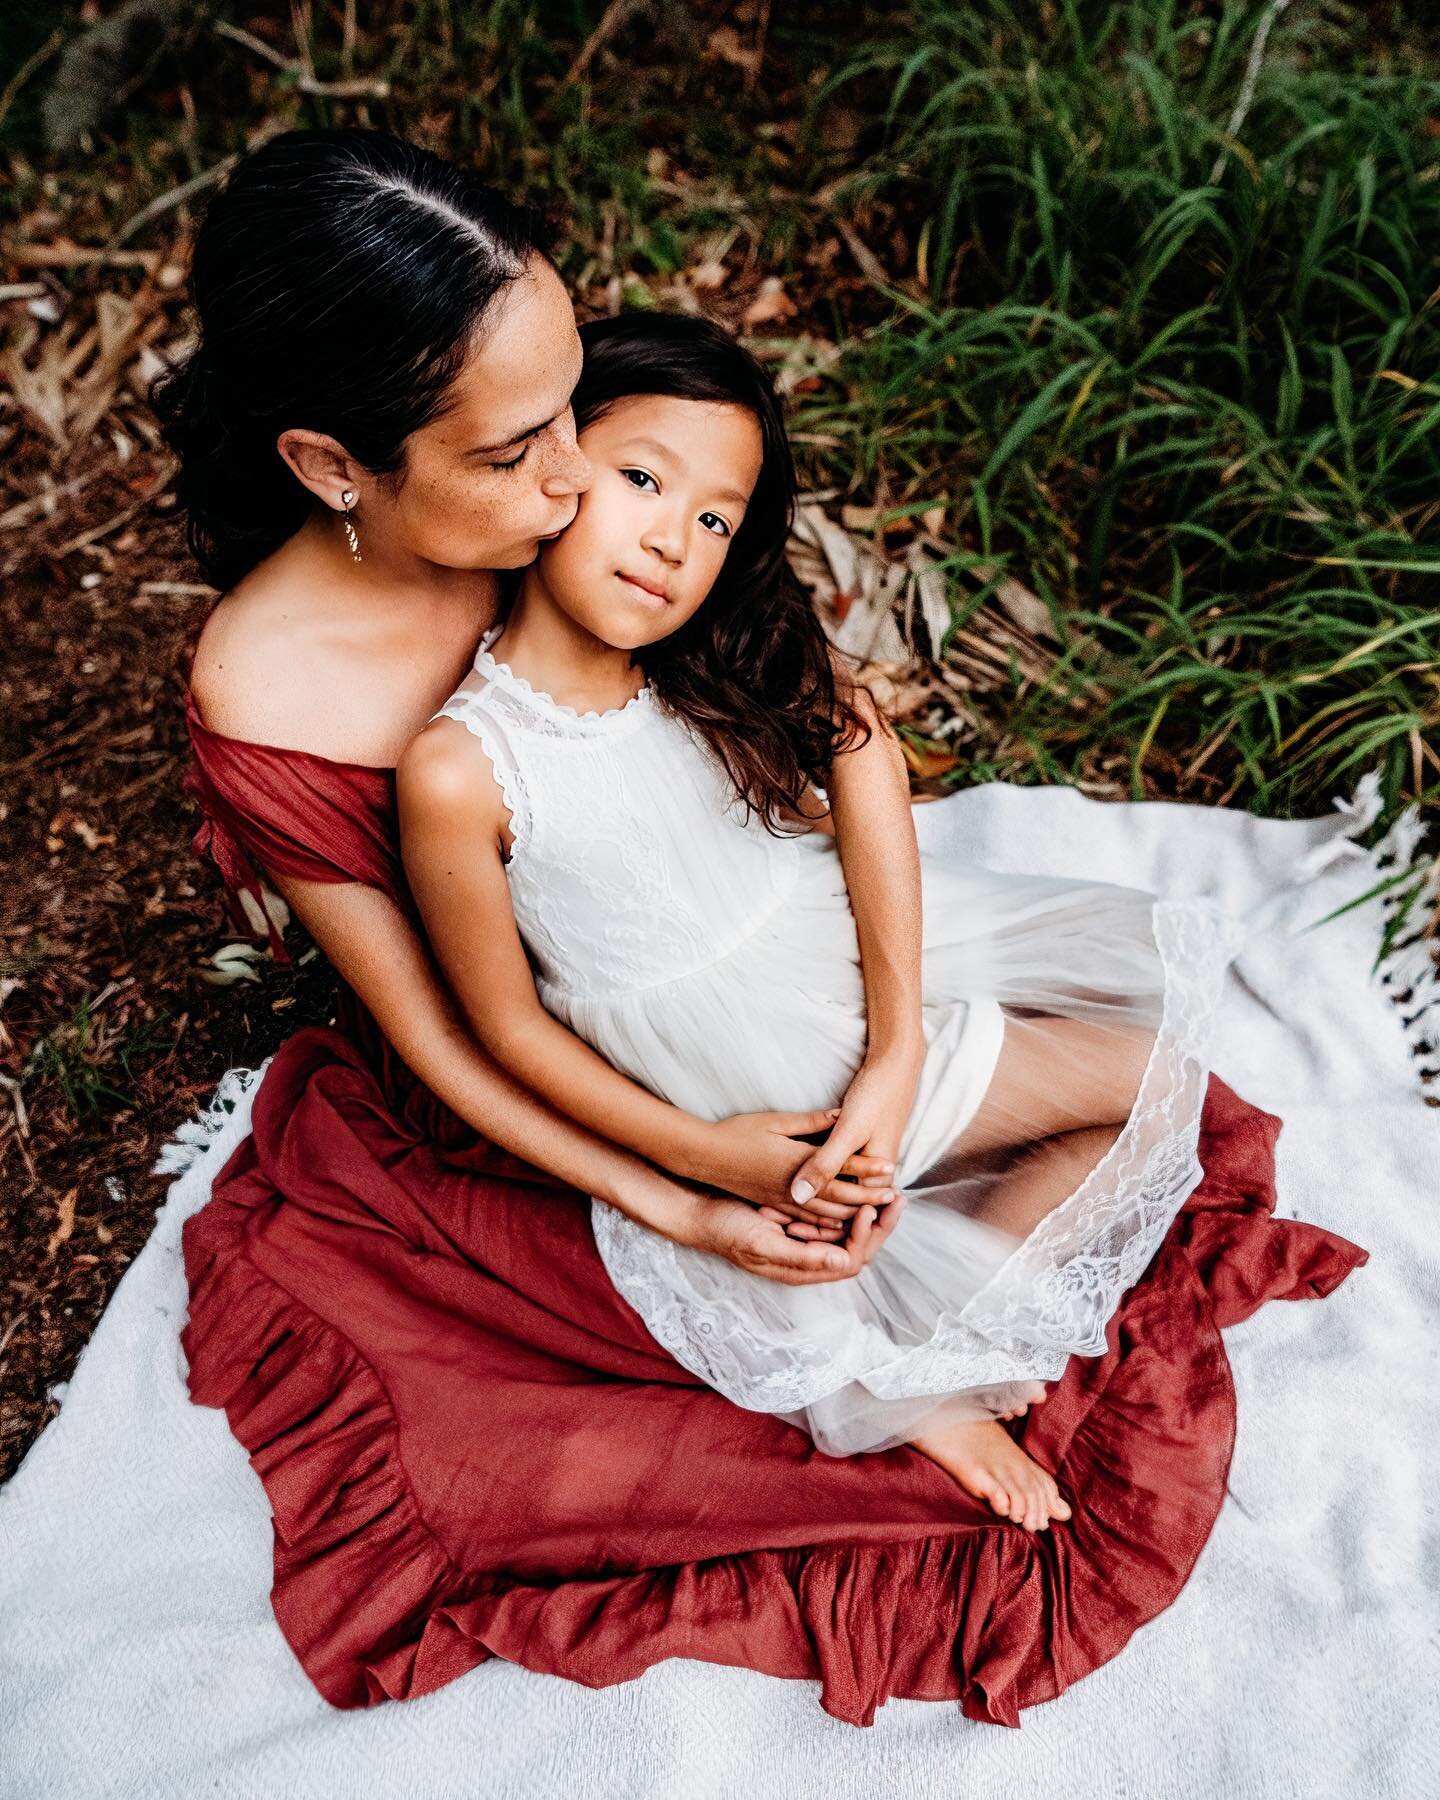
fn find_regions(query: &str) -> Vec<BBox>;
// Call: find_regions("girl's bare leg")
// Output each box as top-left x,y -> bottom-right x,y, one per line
910,1017 -> 1152,1529
969,1122 -> 1123,1239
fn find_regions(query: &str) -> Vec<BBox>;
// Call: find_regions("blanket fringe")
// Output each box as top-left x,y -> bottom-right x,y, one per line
1322,770 -> 1440,1101
152,1062 -> 270,1178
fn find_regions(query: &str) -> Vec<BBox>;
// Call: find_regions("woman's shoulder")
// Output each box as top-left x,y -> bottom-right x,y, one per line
189,552 -> 499,766
188,566 -> 337,746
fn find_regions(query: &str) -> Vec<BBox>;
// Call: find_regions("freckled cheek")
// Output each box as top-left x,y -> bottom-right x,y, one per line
407,469 -> 525,554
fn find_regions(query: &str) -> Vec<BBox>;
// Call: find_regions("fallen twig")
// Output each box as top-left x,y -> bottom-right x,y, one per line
110,161 -> 236,247
0,1073 -> 29,1141
0,474 -> 97,534
213,19 -> 391,100
0,240 -> 162,272
53,460 -> 177,555
0,1310 -> 28,1363
554,0 -> 652,97
0,28 -> 62,136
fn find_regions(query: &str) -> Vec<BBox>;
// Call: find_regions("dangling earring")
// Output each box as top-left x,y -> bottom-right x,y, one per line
340,488 -> 362,563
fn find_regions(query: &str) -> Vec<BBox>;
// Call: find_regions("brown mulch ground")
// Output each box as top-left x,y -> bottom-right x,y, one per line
0,494 -> 341,1484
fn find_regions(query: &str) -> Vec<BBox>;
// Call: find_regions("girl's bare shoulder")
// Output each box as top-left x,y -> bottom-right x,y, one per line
397,710 -> 509,821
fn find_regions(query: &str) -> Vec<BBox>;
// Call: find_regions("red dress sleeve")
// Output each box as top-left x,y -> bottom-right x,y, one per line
183,690 -> 409,960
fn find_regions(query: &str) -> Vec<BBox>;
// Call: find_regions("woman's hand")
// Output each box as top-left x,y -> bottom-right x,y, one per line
785,1042 -> 925,1227
696,1106 -> 901,1223
680,1186 -> 907,1287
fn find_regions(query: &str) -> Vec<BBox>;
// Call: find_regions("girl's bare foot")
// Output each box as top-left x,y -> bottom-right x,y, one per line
912,1416 -> 1072,1531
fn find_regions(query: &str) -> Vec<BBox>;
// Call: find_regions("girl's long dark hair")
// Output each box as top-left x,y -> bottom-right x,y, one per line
573,312 -> 873,832
152,128 -> 551,590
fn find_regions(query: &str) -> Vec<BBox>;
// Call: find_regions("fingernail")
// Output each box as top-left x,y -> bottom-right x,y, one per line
825,1250 -> 847,1269
791,1179 -> 815,1203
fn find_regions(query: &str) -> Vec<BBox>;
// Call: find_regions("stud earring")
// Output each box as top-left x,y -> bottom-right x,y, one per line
340,488 -> 362,563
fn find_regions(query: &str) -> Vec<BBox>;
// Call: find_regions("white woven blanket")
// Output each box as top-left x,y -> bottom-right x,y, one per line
2,780 -> 1436,1800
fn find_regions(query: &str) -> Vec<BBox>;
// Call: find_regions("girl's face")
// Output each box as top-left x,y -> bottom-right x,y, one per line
534,391 -> 765,650
364,257 -> 594,571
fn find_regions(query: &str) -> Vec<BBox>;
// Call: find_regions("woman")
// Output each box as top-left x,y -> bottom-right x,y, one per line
164,127 -> 1366,1726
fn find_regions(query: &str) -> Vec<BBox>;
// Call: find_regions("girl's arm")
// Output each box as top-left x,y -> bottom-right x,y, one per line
785,672 -> 927,1207
261,866 -> 902,1282
396,721 -> 893,1223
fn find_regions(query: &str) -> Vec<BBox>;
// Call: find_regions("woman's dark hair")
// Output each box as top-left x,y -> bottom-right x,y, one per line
151,128 -> 551,589
570,311 -> 874,833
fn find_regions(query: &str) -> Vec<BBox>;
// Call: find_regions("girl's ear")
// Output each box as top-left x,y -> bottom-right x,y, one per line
276,428 -> 366,511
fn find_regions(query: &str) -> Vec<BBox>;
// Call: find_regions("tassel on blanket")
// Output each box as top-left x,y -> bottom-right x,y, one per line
152,1062 -> 269,1179
1305,770 -> 1440,1103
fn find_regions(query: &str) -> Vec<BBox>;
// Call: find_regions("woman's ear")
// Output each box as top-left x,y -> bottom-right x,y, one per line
276,428 -> 365,509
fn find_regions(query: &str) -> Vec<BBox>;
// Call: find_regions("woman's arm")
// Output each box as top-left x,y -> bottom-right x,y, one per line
264,867 -> 902,1282
396,721 -> 887,1220
786,673 -> 927,1205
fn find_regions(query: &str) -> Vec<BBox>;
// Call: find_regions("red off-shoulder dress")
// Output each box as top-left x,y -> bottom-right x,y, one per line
177,690 -> 1368,1728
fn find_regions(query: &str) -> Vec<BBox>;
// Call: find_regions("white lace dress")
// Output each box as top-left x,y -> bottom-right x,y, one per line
434,625 -> 1240,1455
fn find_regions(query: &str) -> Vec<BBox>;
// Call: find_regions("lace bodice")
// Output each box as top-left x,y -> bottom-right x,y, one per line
433,627 -> 803,1001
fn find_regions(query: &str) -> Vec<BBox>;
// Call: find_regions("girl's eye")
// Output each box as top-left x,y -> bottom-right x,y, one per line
493,440 -> 533,471
622,468 -> 658,492
700,512 -> 731,539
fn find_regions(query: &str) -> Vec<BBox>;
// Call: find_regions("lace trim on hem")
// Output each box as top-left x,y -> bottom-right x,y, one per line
590,894 -> 1234,1416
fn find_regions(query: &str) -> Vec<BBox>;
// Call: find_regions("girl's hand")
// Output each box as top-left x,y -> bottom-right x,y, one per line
700,1107 -> 900,1222
786,1045 -> 924,1218
682,1188 -> 907,1287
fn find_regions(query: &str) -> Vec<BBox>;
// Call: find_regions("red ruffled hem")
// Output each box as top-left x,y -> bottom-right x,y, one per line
180,1061 -> 1367,1728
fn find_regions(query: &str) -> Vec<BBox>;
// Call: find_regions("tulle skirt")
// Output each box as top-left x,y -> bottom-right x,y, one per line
559,831 -> 1240,1456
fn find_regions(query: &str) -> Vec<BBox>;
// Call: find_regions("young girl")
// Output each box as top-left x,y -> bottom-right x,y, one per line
397,313 -> 1238,1534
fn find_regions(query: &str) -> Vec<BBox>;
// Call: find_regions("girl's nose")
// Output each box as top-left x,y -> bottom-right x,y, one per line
641,518 -> 685,565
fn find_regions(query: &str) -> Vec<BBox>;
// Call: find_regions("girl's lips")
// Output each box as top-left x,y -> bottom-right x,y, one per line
618,572 -> 668,603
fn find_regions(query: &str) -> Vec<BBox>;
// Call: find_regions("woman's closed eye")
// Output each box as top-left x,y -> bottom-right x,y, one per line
621,467 -> 732,537
492,439 -> 534,471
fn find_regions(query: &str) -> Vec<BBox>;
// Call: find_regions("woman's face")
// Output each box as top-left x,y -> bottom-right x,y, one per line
534,391 -> 764,651
375,257 -> 594,571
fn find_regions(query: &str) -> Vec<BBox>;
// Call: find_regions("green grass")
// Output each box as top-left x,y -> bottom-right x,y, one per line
23,996 -> 175,1116
793,0 -> 1440,820
6,0 -> 1438,830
